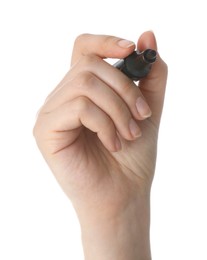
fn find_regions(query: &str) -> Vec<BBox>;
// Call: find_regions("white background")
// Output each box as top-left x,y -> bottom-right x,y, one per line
0,0 -> 207,259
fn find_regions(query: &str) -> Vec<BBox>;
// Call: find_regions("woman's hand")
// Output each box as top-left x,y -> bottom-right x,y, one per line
33,31 -> 167,260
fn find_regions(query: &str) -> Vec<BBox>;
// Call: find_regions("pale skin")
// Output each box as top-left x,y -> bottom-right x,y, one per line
33,31 -> 168,260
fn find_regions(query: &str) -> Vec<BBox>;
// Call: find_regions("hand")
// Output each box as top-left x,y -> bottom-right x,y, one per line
33,31 -> 167,260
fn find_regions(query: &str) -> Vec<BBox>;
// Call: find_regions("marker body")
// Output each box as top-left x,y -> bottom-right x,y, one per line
113,49 -> 157,81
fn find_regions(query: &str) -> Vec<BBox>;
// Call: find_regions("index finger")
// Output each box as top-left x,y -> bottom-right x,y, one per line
71,34 -> 135,66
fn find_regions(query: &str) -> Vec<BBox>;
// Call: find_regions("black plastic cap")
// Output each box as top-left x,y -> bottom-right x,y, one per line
143,49 -> 157,63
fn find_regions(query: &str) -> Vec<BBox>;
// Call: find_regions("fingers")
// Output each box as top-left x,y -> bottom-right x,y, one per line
35,31 -> 167,154
44,54 -> 152,122
42,71 -> 142,141
71,34 -> 135,65
35,97 -> 121,152
39,33 -> 155,153
71,32 -> 167,126
73,55 -> 152,120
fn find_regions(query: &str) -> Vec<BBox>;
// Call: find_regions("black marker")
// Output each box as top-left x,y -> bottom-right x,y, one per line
113,49 -> 157,81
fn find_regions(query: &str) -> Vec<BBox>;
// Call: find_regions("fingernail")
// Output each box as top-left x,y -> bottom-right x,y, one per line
129,119 -> 142,138
136,97 -> 152,118
118,39 -> 135,48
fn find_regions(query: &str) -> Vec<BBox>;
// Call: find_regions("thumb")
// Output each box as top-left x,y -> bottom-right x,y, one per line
137,31 -> 168,126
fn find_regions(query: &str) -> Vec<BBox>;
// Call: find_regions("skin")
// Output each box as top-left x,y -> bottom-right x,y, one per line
33,31 -> 168,260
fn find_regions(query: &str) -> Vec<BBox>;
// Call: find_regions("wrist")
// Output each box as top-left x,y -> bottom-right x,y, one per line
78,194 -> 151,260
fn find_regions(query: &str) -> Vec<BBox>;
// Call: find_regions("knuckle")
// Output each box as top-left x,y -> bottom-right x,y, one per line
74,33 -> 91,48
32,116 -> 43,141
104,117 -> 115,132
75,71 -> 98,92
33,123 -> 38,139
121,79 -> 134,93
102,35 -> 116,49
114,100 -> 129,118
76,96 -> 91,113
81,53 -> 100,67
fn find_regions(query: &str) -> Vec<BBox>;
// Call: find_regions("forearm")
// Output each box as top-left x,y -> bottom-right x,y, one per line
79,195 -> 151,260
